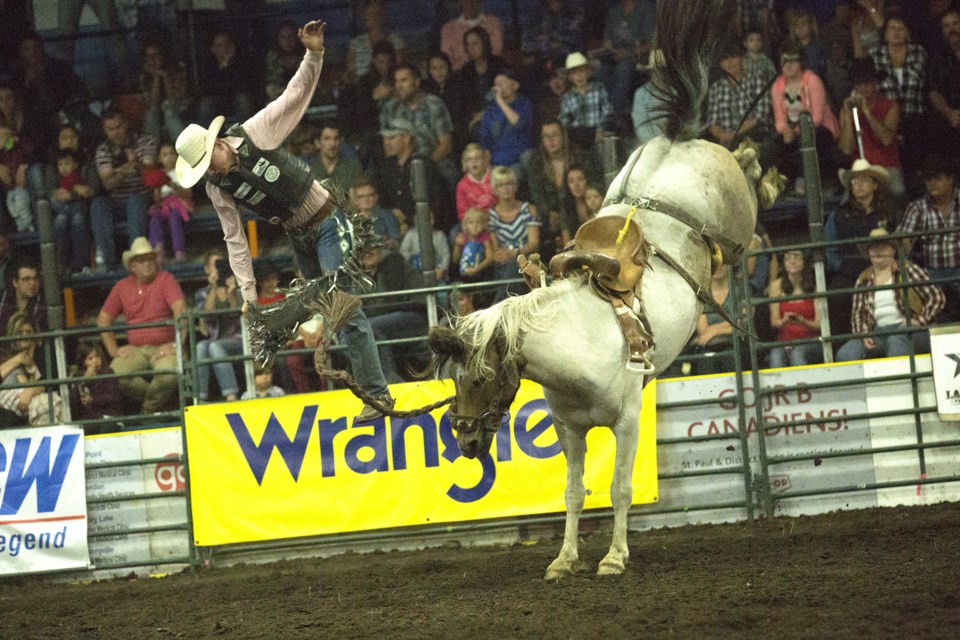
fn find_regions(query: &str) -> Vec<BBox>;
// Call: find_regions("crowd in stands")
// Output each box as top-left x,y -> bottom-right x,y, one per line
0,0 -> 958,429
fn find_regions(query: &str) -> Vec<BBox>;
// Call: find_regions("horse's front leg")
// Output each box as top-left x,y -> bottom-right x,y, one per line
598,409 -> 640,576
545,417 -> 586,580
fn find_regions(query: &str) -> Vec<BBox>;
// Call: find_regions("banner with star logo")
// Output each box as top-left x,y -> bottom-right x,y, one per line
929,325 -> 960,420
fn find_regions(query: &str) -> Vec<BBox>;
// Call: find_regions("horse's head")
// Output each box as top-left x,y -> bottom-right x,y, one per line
428,325 -> 523,459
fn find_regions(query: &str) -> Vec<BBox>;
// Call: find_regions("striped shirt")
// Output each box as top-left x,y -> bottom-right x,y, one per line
869,43 -> 927,117
94,132 -> 157,199
897,188 -> 960,269
488,201 -> 540,250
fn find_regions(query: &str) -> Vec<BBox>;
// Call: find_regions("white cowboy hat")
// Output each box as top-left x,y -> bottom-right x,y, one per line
175,115 -> 225,188
565,51 -> 592,72
838,158 -> 891,191
122,236 -> 157,270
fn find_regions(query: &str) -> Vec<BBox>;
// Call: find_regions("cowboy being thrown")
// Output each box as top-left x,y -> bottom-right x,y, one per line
174,19 -> 394,421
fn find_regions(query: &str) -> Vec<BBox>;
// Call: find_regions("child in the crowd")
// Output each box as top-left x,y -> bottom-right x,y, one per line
0,123 -> 34,232
558,52 -> 612,149
50,149 -> 94,274
69,341 -> 122,432
456,143 -> 496,222
241,364 -> 286,400
146,142 -> 192,262
0,312 -> 61,426
400,208 -> 450,283
584,185 -> 604,217
742,28 -> 776,81
195,249 -> 243,403
452,207 -> 493,281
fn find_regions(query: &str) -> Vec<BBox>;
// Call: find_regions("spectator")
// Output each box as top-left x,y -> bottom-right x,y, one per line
195,30 -> 255,126
837,58 -> 905,199
441,0 -> 504,71
631,50 -> 668,145
768,250 -> 822,368
265,20 -> 306,101
53,0 -> 132,91
96,237 -> 186,414
345,0 -> 406,82
379,63 -> 458,189
534,64 -> 569,125
769,41 -> 840,196
453,207 -> 494,282
241,363 -> 286,400
928,7 -> 960,156
400,209 -> 450,283
349,175 -> 402,251
743,28 -> 777,82
527,120 -> 601,232
194,249 -> 243,403
489,166 -> 540,298
851,0 -> 887,60
460,27 -> 506,130
475,72 -> 535,173
422,51 -> 471,156
897,155 -> 960,321
691,264 -> 752,375
584,185 -> 604,217
49,149 -> 94,274
456,143 -> 496,223
92,108 -> 156,271
374,117 -> 444,231
737,0 -> 777,47
310,122 -> 362,193
521,0 -> 583,64
0,259 -> 47,339
68,341 -> 122,433
558,52 -> 612,150
595,0 -> 656,115
836,229 -> 944,361
788,9 -> 831,85
341,40 -> 396,165
147,143 -> 192,263
361,245 -> 431,385
0,311 -> 61,427
0,83 -> 42,148
868,13 -> 927,183
560,165 -> 594,242
706,40 -> 773,152
140,40 -> 190,145
0,122 -> 34,232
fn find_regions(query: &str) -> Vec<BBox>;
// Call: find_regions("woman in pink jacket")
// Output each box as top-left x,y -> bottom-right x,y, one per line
769,40 -> 841,197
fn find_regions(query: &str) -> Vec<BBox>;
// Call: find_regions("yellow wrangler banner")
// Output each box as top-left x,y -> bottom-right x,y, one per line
185,379 -> 657,546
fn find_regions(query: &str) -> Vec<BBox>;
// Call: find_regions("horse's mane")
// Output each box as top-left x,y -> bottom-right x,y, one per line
456,276 -> 587,381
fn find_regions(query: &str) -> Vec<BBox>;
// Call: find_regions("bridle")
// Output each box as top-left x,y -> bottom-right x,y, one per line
448,338 -> 524,438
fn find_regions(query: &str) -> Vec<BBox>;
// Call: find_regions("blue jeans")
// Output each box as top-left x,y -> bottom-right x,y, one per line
836,330 -> 920,362
6,187 -> 33,231
768,343 -> 823,369
90,193 -> 149,269
311,215 -> 389,397
51,198 -> 90,272
368,310 -> 429,384
196,335 -> 244,399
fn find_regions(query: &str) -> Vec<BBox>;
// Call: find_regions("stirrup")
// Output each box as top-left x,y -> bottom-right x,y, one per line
625,359 -> 655,375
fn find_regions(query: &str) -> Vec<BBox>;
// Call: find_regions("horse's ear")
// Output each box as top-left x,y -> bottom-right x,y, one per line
428,326 -> 466,360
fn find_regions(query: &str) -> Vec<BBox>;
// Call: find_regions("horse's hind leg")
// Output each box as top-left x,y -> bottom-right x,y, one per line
598,411 -> 640,576
545,417 -> 586,580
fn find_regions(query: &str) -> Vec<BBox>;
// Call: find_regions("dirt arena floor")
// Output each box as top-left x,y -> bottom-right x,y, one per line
2,502 -> 959,640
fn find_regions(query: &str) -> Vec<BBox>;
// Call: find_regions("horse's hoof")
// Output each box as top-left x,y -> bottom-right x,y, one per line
596,558 -> 626,576
544,560 -> 578,581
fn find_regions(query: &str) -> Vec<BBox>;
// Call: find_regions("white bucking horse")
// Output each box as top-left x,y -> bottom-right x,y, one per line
428,0 -> 779,579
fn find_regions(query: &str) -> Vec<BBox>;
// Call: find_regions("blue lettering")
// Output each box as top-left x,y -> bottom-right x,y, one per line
344,420 -> 389,474
227,407 -> 316,485
0,442 -> 5,473
439,413 -> 459,463
391,416 -> 440,471
319,418 -> 348,477
514,400 -> 560,459
446,454 -> 496,503
495,414 -> 512,461
0,434 -> 79,515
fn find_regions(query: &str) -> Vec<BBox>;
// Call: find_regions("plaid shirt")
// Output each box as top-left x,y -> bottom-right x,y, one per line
869,43 -> 927,116
707,71 -> 772,132
897,188 -> 960,269
379,93 -> 453,156
851,260 -> 945,333
558,82 -> 612,129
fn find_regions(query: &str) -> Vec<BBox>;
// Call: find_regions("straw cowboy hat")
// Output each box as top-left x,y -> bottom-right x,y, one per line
122,237 -> 157,269
838,158 -> 891,191
174,115 -> 225,188
565,51 -> 593,72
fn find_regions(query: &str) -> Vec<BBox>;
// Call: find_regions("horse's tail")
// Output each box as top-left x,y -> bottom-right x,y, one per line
652,0 -> 736,142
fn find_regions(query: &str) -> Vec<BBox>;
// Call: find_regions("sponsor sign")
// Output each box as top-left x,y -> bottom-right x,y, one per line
185,380 -> 658,546
0,426 -> 89,576
929,325 -> 960,420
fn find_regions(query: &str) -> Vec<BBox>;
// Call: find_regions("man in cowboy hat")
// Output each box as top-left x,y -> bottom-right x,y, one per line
176,20 -> 394,420
475,70 -> 535,172
96,237 -> 187,414
558,51 -> 611,148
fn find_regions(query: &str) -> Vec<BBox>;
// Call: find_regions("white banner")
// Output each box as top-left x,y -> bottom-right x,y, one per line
0,426 -> 89,576
929,325 -> 960,421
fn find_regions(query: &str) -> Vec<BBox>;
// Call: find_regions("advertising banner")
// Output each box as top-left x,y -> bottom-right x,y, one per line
186,380 -> 657,546
0,426 -> 89,576
929,325 -> 960,421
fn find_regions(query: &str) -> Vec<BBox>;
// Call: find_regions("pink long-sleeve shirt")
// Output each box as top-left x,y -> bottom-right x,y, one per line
771,69 -> 839,140
206,50 -> 330,303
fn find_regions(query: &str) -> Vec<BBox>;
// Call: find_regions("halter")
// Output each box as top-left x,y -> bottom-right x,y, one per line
449,339 -> 524,438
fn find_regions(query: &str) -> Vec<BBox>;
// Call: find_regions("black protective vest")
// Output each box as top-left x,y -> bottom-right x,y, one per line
210,124 -> 314,224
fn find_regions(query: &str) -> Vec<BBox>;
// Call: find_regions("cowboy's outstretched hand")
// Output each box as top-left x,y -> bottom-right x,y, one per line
299,20 -> 326,52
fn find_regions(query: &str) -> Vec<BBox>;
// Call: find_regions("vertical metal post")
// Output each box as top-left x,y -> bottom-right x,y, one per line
36,198 -> 71,422
800,113 -> 833,364
601,134 -> 619,188
411,158 -> 439,327
730,265 -> 757,521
